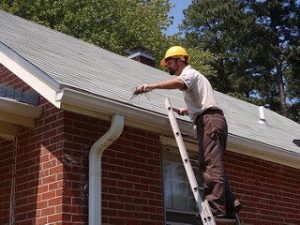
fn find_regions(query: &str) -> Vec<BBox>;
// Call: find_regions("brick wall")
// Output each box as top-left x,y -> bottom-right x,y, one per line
0,65 -> 164,225
0,139 -> 14,225
1,64 -> 300,225
101,127 -> 162,225
62,111 -> 164,225
225,152 -> 300,225
0,65 -> 66,224
0,64 -> 32,91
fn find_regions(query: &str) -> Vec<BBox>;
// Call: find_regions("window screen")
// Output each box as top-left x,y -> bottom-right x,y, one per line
163,149 -> 202,225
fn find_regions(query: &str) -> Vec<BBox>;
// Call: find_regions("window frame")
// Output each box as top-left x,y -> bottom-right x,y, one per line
162,146 -> 203,225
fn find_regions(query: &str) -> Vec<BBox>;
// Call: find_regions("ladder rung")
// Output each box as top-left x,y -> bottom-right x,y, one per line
215,217 -> 237,224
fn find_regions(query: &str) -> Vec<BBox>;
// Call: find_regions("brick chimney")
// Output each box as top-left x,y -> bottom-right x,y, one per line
126,47 -> 155,67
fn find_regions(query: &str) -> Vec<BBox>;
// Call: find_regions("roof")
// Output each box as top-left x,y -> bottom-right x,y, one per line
0,11 -> 300,163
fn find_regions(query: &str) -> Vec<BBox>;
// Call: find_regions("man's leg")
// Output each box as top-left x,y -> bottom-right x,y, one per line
197,112 -> 228,216
225,175 -> 243,215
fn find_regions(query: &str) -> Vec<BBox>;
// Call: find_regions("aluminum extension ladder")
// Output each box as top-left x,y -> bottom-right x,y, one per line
164,98 -> 242,225
164,98 -> 216,225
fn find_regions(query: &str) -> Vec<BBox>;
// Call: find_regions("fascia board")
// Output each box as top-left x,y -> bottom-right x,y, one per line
161,135 -> 300,169
0,111 -> 34,127
0,42 -> 61,108
57,88 -> 300,169
0,97 -> 42,118
0,97 -> 42,127
56,88 -> 193,135
0,121 -> 18,137
227,134 -> 300,169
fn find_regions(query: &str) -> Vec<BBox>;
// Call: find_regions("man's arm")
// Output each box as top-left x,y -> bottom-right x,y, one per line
135,77 -> 186,93
134,78 -> 188,116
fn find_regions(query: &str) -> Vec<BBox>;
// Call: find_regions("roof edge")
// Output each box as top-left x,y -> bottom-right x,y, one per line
56,88 -> 300,168
228,134 -> 300,169
0,96 -> 42,118
0,41 -> 61,108
0,97 -> 42,127
56,87 -> 193,134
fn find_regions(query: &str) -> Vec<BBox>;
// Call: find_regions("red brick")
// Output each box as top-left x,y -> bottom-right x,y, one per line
35,217 -> 48,225
41,191 -> 56,201
48,213 -> 62,223
1,66 -> 300,225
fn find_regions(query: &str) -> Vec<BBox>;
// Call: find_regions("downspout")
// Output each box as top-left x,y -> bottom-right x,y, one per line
89,114 -> 124,225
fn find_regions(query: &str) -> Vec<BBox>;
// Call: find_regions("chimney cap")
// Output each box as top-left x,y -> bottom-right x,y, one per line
126,46 -> 154,55
293,139 -> 300,147
126,47 -> 155,60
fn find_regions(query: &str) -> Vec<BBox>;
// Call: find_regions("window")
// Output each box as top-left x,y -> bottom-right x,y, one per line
163,149 -> 202,225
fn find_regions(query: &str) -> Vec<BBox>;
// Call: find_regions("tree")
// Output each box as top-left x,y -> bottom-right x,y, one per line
180,0 -> 253,94
1,0 -> 172,63
247,0 -> 300,117
181,0 -> 300,122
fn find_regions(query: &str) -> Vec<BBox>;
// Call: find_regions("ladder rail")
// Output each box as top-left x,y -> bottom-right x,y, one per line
164,98 -> 216,225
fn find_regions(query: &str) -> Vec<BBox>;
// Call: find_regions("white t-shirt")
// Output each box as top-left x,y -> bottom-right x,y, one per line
178,65 -> 220,121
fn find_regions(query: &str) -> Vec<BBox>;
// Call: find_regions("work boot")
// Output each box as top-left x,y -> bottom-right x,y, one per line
234,199 -> 242,213
214,212 -> 235,219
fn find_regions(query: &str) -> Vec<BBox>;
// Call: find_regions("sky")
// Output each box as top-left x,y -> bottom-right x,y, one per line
166,0 -> 192,35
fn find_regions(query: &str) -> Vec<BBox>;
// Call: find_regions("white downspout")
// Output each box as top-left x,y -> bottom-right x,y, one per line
89,114 -> 124,225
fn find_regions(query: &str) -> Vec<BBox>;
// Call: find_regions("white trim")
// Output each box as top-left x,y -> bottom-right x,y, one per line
227,135 -> 300,169
0,111 -> 34,127
0,121 -> 18,137
160,135 -> 300,169
56,88 -> 194,135
0,42 -> 61,108
160,136 -> 198,152
57,88 -> 300,169
0,97 -> 42,118
127,51 -> 155,60
0,97 -> 42,128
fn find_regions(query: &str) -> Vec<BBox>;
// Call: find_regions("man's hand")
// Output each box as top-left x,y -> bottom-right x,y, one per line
134,84 -> 153,95
131,78 -> 185,99
173,108 -> 188,116
178,108 -> 188,116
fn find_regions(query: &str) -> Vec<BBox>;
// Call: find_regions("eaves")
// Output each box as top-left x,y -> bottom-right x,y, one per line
0,97 -> 42,138
57,88 -> 300,169
1,41 -> 300,168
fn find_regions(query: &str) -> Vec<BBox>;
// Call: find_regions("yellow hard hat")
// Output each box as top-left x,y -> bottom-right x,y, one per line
160,46 -> 189,67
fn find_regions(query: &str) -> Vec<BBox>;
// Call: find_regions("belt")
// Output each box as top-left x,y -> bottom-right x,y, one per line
202,108 -> 223,115
195,108 -> 223,123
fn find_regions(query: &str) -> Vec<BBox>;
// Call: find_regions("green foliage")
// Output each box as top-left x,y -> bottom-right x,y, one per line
287,101 -> 300,122
188,48 -> 217,80
158,35 -> 217,79
1,0 -> 172,63
181,0 -> 300,122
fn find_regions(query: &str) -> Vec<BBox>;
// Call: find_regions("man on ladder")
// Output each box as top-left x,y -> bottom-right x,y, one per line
133,46 -> 242,221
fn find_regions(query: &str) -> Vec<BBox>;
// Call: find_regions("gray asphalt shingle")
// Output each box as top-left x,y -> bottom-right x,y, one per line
0,11 -> 299,154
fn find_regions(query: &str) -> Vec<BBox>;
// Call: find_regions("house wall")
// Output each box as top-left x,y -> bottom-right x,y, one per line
0,64 -> 67,224
0,65 -> 300,225
0,65 -> 164,225
225,152 -> 300,225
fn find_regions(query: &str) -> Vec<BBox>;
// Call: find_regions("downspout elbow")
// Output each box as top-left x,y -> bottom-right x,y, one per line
89,114 -> 124,225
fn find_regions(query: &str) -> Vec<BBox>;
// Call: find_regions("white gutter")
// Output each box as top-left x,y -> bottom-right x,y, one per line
0,97 -> 42,127
89,114 -> 124,225
228,134 -> 300,169
56,88 -> 193,134
57,88 -> 300,169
